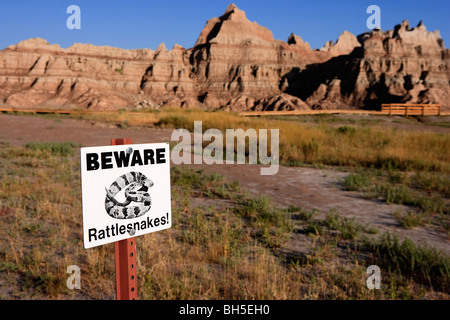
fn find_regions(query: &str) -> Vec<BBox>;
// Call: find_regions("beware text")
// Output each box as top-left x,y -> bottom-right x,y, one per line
86,147 -> 166,171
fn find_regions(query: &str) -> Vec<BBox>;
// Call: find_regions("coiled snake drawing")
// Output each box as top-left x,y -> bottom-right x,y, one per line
105,172 -> 153,219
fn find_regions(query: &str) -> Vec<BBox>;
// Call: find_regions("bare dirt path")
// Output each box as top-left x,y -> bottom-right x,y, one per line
0,114 -> 171,147
0,114 -> 448,254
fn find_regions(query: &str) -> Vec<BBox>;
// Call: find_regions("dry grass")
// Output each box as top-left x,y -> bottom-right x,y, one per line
1,110 -> 449,299
57,108 -> 450,172
0,141 -> 448,300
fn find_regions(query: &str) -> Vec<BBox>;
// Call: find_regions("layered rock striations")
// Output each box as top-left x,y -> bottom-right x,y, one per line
0,38 -> 156,109
0,4 -> 448,111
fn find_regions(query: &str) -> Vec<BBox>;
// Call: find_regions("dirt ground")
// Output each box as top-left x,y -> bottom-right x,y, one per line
0,114 -> 448,254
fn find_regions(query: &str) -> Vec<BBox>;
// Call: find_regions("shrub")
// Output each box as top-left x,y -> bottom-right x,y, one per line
341,172 -> 372,191
324,210 -> 342,230
339,217 -> 362,240
384,185 -> 413,205
297,208 -> 317,221
304,221 -> 325,236
392,209 -> 426,229
236,195 -> 272,219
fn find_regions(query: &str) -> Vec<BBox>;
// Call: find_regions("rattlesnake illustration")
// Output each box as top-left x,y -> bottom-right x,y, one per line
105,172 -> 153,219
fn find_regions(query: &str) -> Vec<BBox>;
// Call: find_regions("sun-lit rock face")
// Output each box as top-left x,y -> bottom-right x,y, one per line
0,5 -> 448,111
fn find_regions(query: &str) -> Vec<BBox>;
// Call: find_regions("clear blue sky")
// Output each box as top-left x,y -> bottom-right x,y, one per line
0,0 -> 448,51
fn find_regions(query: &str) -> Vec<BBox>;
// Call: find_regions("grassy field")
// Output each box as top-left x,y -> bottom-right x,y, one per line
30,108 -> 450,172
0,140 -> 448,299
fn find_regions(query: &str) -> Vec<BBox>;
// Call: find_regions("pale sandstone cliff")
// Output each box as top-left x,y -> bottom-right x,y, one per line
0,4 -> 448,111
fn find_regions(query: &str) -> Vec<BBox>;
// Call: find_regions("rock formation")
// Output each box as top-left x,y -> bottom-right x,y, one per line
0,4 -> 448,111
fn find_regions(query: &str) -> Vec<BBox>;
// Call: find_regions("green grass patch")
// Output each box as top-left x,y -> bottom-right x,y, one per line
392,209 -> 426,229
323,211 -> 362,240
235,195 -> 294,248
297,208 -> 317,221
363,232 -> 450,291
341,171 -> 373,191
171,167 -> 240,199
340,168 -> 449,225
24,142 -> 78,157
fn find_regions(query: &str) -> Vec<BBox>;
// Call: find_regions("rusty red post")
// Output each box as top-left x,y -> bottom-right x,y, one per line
111,138 -> 138,300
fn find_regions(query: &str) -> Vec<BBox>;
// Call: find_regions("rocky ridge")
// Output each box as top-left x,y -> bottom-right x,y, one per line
0,4 -> 448,111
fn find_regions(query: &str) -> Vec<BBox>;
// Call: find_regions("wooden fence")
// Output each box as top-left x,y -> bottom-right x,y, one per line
242,104 -> 444,117
0,104 -> 447,117
381,104 -> 441,116
239,110 -> 381,116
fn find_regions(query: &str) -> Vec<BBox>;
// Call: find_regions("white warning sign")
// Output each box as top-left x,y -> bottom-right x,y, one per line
80,143 -> 171,249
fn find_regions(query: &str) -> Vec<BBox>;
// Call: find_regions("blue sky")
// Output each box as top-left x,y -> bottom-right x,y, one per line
0,0 -> 448,50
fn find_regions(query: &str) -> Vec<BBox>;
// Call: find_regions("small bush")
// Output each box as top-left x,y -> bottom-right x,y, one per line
341,172 -> 372,191
304,221 -> 325,236
364,224 -> 379,234
323,211 -> 362,240
236,195 -> 272,218
324,210 -> 342,230
297,208 -> 317,221
283,205 -> 302,213
384,185 -> 414,205
339,217 -> 362,240
363,232 -> 450,291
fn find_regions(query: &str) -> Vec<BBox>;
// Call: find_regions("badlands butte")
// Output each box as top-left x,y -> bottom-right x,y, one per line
0,4 -> 449,111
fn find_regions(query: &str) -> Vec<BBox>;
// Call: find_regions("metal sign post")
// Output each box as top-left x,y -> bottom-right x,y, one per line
111,138 -> 138,300
80,138 -> 172,299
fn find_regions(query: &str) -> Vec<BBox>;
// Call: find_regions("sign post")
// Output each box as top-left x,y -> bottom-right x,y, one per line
115,234 -> 137,300
111,138 -> 137,300
80,138 -> 172,300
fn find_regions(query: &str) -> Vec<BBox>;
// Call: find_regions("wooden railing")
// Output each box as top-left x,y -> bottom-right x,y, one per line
0,104 -> 446,117
381,104 -> 441,116
239,109 -> 381,116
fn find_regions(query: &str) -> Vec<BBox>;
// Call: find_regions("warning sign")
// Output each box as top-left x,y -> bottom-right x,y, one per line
80,143 -> 171,249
